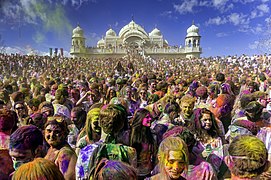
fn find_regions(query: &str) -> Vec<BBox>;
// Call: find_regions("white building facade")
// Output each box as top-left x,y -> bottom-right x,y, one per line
70,20 -> 202,59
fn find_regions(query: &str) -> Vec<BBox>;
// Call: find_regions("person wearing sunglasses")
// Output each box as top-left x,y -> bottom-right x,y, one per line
13,101 -> 28,127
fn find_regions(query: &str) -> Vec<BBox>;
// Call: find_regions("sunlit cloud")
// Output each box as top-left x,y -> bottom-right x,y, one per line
160,10 -> 178,20
257,3 -> 269,13
216,32 -> 228,37
174,0 -> 198,14
59,0 -> 97,8
228,12 -> 249,26
206,16 -> 227,25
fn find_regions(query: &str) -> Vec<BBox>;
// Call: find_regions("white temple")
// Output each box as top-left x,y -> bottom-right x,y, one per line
70,20 -> 202,59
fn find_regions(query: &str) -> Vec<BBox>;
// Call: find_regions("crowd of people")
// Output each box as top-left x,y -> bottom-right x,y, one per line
0,52 -> 271,180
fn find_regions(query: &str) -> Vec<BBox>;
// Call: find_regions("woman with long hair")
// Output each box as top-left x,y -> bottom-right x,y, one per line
129,108 -> 157,179
192,108 -> 225,174
75,107 -> 101,154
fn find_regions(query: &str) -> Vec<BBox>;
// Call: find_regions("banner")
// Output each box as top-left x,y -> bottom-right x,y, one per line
49,48 -> 52,57
54,48 -> 58,57
60,48 -> 64,57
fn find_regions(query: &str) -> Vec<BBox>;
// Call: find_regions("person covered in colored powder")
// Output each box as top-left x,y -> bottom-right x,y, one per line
9,125 -> 44,177
76,104 -> 137,180
162,126 -> 218,180
44,116 -> 77,180
224,135 -> 269,180
148,136 -> 189,180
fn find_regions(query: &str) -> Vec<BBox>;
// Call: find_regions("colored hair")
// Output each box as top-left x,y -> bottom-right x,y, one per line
158,136 -> 189,175
10,125 -> 43,152
180,94 -> 195,106
228,135 -> 268,178
148,94 -> 159,104
252,91 -> 267,100
99,104 -> 127,136
0,108 -> 16,132
240,94 -> 255,109
29,112 -> 47,131
12,158 -> 65,180
164,100 -> 180,120
157,95 -> 176,111
44,116 -> 69,138
245,101 -> 263,116
86,108 -> 101,140
94,159 -> 137,180
221,83 -> 235,96
162,126 -> 196,152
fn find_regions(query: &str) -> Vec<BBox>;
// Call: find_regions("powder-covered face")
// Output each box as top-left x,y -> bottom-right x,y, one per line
153,102 -> 163,118
181,102 -> 194,118
45,124 -> 65,147
9,148 -> 35,170
164,150 -> 186,179
142,113 -> 152,127
200,113 -> 212,130
91,114 -> 101,133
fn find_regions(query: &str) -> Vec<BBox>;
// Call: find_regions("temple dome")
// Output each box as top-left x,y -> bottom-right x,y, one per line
72,25 -> 84,38
186,22 -> 199,37
106,28 -> 117,37
97,38 -> 105,46
97,39 -> 105,48
149,28 -> 162,36
119,20 -> 148,38
73,25 -> 83,35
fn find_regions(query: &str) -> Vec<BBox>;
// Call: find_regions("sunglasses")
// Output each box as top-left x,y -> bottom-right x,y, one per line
15,106 -> 25,110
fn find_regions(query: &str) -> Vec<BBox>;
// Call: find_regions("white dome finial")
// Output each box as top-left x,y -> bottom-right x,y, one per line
186,22 -> 200,37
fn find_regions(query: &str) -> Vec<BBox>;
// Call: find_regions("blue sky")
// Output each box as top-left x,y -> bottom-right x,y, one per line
0,0 -> 270,57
